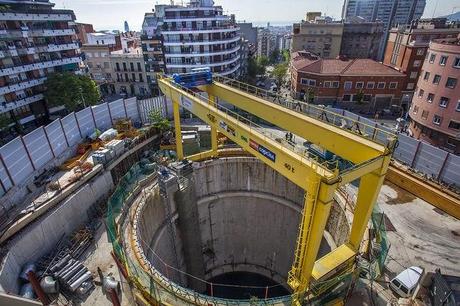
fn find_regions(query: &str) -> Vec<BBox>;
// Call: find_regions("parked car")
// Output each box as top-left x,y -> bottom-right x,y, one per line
256,80 -> 265,88
270,84 -> 278,92
390,266 -> 424,298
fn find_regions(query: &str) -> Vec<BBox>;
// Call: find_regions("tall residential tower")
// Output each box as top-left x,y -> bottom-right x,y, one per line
342,0 -> 426,59
141,0 -> 242,92
0,0 -> 81,134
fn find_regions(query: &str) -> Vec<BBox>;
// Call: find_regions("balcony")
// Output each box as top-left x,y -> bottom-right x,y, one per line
0,77 -> 47,95
0,12 -> 73,22
219,63 -> 241,76
166,54 -> 240,68
0,56 -> 81,77
36,42 -> 80,53
29,28 -> 75,37
163,15 -> 230,22
0,94 -> 44,113
163,35 -> 240,46
164,45 -> 240,57
161,25 -> 239,35
0,29 -> 29,39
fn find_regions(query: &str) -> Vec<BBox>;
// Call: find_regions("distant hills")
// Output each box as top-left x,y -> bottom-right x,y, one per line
440,11 -> 460,21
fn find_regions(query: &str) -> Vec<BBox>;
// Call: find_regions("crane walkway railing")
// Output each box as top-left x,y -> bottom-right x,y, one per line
213,75 -> 396,148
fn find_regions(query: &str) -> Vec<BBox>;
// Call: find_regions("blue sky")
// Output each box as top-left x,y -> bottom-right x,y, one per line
53,0 -> 459,31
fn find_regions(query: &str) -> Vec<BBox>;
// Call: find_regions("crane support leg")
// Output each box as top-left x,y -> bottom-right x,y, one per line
208,94 -> 218,156
289,175 -> 337,304
173,99 -> 184,160
348,155 -> 391,250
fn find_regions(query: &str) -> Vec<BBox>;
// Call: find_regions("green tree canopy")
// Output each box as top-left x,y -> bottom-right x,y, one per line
257,55 -> 270,67
0,113 -> 12,131
247,57 -> 266,82
269,49 -> 280,64
148,109 -> 170,132
271,63 -> 288,87
282,49 -> 290,63
44,72 -> 100,111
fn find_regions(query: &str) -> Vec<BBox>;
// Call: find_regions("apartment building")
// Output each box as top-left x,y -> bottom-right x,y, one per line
340,17 -> 383,60
141,0 -> 242,86
384,18 -> 460,109
290,51 -> 406,112
0,0 -> 81,134
257,28 -> 277,57
237,22 -> 258,46
291,14 -> 343,58
342,0 -> 426,60
75,23 -> 94,44
409,37 -> 460,153
83,32 -> 150,98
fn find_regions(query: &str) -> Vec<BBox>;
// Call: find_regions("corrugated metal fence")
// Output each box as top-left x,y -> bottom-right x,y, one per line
0,96 -> 458,196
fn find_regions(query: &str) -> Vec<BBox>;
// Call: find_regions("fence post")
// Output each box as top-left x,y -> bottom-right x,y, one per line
410,141 -> 422,168
74,112 -> 83,138
20,136 -> 36,171
0,152 -> 14,187
89,106 -> 97,129
58,119 -> 70,147
43,126 -> 56,158
437,153 -> 450,181
107,102 -> 114,125
122,98 -> 128,118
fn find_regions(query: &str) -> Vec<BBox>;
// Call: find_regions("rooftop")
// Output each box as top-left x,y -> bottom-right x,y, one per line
291,51 -> 404,76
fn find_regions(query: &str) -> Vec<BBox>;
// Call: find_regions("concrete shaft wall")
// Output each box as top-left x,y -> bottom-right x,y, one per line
136,157 -> 351,294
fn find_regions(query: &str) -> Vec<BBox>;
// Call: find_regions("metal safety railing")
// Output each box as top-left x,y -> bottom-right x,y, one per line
108,159 -> 362,306
159,75 -> 340,176
213,75 -> 397,149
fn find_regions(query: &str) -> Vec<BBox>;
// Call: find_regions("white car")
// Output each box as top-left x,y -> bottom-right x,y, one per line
389,266 -> 424,298
269,84 -> 278,92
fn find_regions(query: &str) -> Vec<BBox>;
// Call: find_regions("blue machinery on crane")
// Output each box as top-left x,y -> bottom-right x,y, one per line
157,70 -> 396,305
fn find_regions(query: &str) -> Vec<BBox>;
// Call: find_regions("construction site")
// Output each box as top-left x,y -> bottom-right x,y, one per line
0,73 -> 459,306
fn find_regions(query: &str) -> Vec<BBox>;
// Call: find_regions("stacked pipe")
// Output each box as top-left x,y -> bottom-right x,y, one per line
50,255 -> 94,295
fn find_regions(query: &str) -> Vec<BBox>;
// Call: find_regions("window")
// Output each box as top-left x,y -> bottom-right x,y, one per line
423,71 -> 430,81
407,83 -> 415,90
418,89 -> 424,97
332,81 -> 339,88
429,53 -> 436,63
122,62 -> 127,71
344,81 -> 353,90
410,71 -> 418,79
449,121 -> 460,130
342,94 -> 352,101
439,97 -> 449,108
356,82 -> 364,89
137,62 -> 142,71
416,49 -> 425,56
427,93 -> 434,103
453,57 -> 460,68
389,82 -> 398,89
421,110 -> 429,119
300,78 -> 316,86
130,63 -> 135,71
324,81 -> 331,88
363,94 -> 372,102
413,60 -> 421,67
439,56 -> 448,66
139,73 -> 144,82
457,101 -> 460,111
432,74 -> 441,85
377,82 -> 385,89
115,63 -> 120,71
367,82 -> 375,89
413,105 -> 419,114
433,115 -> 442,125
446,77 -> 457,89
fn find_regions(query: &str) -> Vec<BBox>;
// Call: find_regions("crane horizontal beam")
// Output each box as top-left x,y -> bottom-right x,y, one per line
158,78 -> 338,189
204,81 -> 392,164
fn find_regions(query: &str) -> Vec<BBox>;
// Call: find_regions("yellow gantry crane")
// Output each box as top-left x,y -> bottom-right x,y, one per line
158,74 -> 396,305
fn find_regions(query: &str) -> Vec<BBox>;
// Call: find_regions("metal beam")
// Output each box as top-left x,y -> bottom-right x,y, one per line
159,79 -> 338,190
205,82 -> 389,164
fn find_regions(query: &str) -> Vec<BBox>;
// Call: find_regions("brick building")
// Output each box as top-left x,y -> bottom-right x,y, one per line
383,18 -> 460,109
290,51 -> 406,113
409,37 -> 460,153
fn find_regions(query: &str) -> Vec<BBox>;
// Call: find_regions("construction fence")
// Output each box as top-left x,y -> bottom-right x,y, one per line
0,96 -> 167,197
106,159 -> 390,306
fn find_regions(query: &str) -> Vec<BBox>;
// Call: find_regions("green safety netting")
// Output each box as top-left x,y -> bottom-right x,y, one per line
105,159 -> 389,305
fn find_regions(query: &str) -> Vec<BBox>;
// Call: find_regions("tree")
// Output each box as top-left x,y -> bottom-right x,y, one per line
271,63 -> 288,87
0,113 -> 12,131
269,49 -> 280,64
355,90 -> 365,104
148,109 -> 170,132
282,49 -> 290,63
257,55 -> 270,68
44,72 -> 100,111
247,57 -> 266,82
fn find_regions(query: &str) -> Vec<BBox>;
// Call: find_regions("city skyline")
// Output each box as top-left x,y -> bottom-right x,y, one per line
54,0 -> 459,31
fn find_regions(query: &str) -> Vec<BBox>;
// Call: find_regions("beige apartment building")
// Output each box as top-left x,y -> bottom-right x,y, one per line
291,13 -> 343,58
